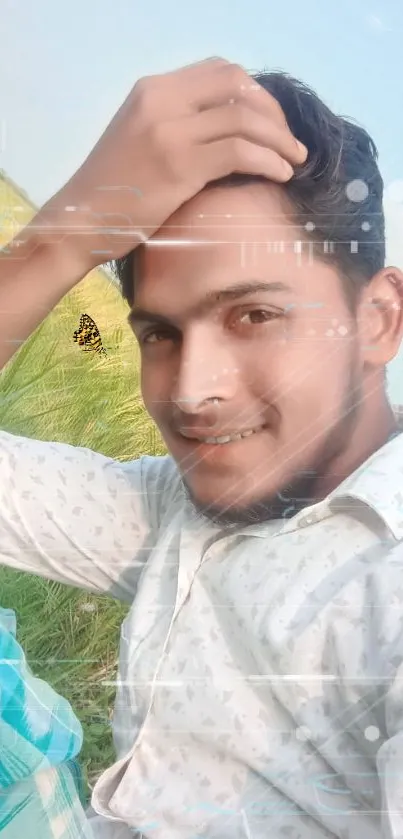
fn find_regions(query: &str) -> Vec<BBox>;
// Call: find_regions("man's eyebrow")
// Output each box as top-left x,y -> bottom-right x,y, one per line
128,280 -> 293,327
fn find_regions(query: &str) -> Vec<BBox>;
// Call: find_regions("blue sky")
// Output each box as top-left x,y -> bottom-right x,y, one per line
1,0 -> 403,396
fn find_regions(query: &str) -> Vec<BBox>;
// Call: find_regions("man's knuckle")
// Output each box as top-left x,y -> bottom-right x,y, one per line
134,76 -> 160,117
223,62 -> 248,89
134,75 -> 152,97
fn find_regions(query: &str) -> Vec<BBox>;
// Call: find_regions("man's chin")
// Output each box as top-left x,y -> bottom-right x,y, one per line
180,459 -> 328,526
181,479 -> 288,527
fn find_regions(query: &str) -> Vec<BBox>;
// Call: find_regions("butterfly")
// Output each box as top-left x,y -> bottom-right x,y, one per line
73,313 -> 107,356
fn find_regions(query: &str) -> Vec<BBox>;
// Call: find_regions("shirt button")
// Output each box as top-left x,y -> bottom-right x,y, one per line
298,515 -> 314,527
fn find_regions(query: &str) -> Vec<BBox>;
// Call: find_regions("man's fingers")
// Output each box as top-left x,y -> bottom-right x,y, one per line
178,62 -> 308,164
134,58 -> 308,167
191,104 -> 306,167
187,63 -> 276,113
182,62 -> 282,119
197,137 -> 295,184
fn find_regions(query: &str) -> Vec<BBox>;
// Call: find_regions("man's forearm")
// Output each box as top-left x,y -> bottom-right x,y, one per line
0,215 -> 89,371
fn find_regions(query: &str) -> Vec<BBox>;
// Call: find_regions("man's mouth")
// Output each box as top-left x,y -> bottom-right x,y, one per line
178,425 -> 267,446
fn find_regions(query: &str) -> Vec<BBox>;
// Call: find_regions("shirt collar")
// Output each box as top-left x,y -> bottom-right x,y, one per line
231,406 -> 403,542
327,408 -> 403,541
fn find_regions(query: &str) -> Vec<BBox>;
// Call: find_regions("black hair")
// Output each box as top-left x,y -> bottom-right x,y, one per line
113,70 -> 385,309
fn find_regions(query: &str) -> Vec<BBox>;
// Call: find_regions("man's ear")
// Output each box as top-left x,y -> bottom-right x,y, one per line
357,266 -> 403,368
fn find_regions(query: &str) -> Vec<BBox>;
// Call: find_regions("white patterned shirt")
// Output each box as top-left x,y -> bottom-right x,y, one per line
2,419 -> 403,839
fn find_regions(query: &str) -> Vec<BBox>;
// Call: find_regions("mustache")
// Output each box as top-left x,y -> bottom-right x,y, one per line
168,404 -> 278,436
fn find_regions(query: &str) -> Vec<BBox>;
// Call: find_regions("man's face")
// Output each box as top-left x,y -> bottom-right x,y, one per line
130,182 -> 363,525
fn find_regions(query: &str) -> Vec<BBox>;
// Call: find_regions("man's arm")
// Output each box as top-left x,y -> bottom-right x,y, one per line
0,57 -> 305,371
0,228 -> 88,371
0,427 -> 177,601
0,58 -> 305,591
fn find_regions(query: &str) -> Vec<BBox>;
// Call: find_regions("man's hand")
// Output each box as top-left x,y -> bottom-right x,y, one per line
43,57 -> 307,274
0,57 -> 308,371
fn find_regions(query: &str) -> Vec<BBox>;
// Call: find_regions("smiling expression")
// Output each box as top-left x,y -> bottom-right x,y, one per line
127,181 -> 398,524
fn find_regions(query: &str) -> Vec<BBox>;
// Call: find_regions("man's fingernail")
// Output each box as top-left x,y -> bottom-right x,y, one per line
296,140 -> 308,158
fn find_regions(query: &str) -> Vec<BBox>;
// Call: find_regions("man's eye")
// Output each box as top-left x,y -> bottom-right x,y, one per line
238,309 -> 279,325
141,329 -> 173,344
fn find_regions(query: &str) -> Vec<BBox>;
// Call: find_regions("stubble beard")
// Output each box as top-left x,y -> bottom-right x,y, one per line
182,364 -> 362,528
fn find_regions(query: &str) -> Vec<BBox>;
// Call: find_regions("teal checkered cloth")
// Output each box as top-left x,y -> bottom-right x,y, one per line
0,607 -> 94,837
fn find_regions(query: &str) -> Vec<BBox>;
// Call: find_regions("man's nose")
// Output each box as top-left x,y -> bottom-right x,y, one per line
171,329 -> 238,413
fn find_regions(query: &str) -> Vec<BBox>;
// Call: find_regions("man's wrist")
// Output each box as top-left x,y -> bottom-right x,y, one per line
24,201 -> 98,281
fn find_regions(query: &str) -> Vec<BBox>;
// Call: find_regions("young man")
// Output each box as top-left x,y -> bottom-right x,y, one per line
1,57 -> 403,839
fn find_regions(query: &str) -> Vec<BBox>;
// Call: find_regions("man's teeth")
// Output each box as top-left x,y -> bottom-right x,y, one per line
196,428 -> 261,445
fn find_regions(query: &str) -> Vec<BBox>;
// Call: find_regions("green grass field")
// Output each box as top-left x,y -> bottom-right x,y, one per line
0,260 -> 167,794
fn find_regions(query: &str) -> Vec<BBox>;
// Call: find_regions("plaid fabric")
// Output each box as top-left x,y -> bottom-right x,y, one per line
0,607 -> 94,838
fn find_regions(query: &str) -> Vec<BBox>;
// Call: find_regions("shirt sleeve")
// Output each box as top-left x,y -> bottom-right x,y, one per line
0,429 -> 176,602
